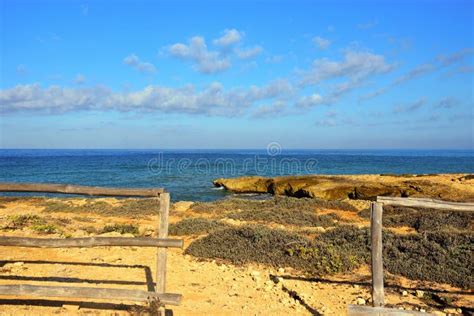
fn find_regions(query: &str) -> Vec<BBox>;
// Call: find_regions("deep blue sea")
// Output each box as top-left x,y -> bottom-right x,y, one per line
0,149 -> 473,201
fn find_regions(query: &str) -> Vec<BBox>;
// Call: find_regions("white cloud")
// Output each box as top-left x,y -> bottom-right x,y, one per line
213,29 -> 243,47
252,100 -> 287,118
123,54 -> 157,74
358,87 -> 388,102
295,94 -> 324,108
74,74 -> 86,85
313,36 -> 331,50
0,80 -> 294,116
437,48 -> 474,67
393,98 -> 426,113
236,46 -> 263,59
169,36 -> 230,73
434,97 -> 459,109
301,50 -> 394,86
393,63 -> 435,85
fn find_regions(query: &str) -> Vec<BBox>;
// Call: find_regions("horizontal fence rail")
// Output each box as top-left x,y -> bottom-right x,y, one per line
0,182 -> 164,197
0,284 -> 182,306
377,196 -> 474,212
0,237 -> 183,249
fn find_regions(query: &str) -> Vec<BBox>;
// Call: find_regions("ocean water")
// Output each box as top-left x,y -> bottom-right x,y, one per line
0,149 -> 473,201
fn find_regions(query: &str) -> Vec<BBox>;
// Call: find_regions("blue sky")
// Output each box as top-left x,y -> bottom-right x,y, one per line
1,0 -> 473,149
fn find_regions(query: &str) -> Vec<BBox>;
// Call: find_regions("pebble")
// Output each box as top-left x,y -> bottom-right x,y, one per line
416,290 -> 424,298
356,298 -> 366,305
13,262 -> 24,267
277,268 -> 285,274
401,290 -> 408,296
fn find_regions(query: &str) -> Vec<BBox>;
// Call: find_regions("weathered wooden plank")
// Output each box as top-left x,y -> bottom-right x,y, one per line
348,305 -> 434,315
371,202 -> 384,307
377,196 -> 474,212
0,182 -> 164,197
0,284 -> 182,305
156,193 -> 170,295
0,237 -> 183,249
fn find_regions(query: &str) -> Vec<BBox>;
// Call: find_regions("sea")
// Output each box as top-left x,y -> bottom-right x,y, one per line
0,149 -> 473,201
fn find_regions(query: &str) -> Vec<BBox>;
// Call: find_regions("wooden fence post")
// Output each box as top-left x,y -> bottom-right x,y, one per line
156,192 -> 170,313
370,202 -> 384,307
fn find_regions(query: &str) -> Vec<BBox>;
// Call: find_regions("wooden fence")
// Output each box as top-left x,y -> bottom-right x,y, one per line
0,182 -> 183,314
348,196 -> 474,315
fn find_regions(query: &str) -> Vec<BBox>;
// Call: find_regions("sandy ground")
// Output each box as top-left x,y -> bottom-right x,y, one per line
0,198 -> 471,315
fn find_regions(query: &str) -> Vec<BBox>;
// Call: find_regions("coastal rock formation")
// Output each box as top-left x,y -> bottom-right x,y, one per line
213,174 -> 474,202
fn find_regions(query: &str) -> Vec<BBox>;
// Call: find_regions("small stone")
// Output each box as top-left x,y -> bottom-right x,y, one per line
13,262 -> 24,267
416,290 -> 424,298
402,290 -> 408,296
432,311 -> 446,316
353,284 -> 360,289
250,271 -> 260,277
456,308 -> 462,314
356,298 -> 366,305
277,268 -> 285,274
420,309 -> 426,313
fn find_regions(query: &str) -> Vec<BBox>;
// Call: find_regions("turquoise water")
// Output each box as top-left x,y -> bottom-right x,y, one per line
0,149 -> 473,201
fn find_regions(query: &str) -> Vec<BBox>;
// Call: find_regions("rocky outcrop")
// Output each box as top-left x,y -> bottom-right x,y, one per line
213,174 -> 474,202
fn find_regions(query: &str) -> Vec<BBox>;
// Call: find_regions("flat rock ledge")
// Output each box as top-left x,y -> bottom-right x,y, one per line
213,174 -> 474,202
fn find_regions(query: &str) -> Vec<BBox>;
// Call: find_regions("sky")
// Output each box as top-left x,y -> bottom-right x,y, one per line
0,0 -> 473,149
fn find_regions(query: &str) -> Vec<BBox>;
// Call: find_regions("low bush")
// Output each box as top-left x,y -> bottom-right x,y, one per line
228,208 -> 339,227
31,224 -> 60,234
186,225 -> 473,288
191,196 -> 356,216
41,198 -> 159,217
102,223 -> 139,235
169,218 -> 230,236
2,214 -> 45,230
359,205 -> 473,233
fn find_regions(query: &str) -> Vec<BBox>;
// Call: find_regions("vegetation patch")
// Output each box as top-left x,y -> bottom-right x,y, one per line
227,208 -> 339,227
2,214 -> 46,230
359,205 -> 473,233
30,224 -> 60,234
2,214 -> 62,235
169,218 -> 230,236
41,198 -> 159,217
191,196 -> 357,216
186,225 -> 473,288
102,223 -> 139,235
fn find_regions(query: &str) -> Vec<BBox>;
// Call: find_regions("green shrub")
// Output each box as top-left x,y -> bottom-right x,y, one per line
3,214 -> 45,230
186,225 -> 473,288
169,218 -> 230,236
190,196 -> 357,215
31,224 -> 60,234
102,224 -> 139,235
41,198 -> 159,218
228,208 -> 339,227
359,205 -> 473,233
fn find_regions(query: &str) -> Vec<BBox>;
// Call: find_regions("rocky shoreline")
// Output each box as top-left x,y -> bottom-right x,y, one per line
213,174 -> 474,202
